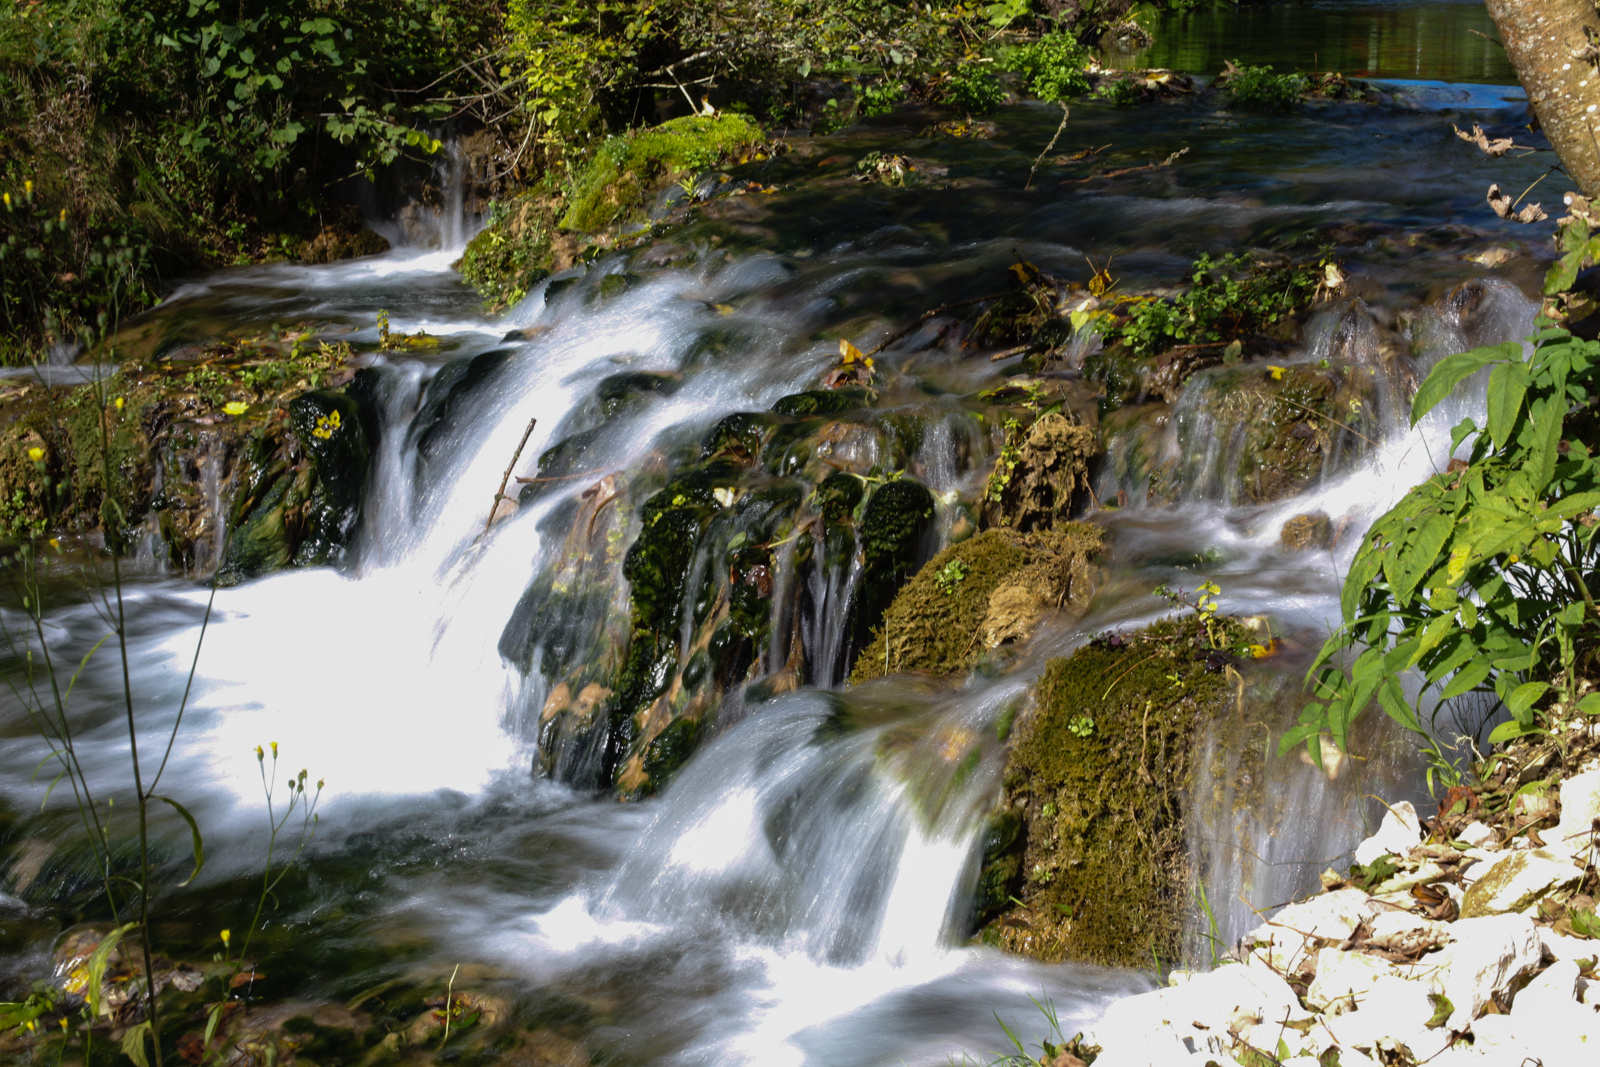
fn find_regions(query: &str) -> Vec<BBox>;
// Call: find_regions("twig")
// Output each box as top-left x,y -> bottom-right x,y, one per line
1061,146 -> 1189,184
483,416 -> 538,537
861,291 -> 1007,358
1026,103 -> 1071,191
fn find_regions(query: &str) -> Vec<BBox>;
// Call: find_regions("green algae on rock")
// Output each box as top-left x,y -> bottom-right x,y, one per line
979,613 -> 1250,967
982,411 -> 1099,531
850,524 -> 1103,683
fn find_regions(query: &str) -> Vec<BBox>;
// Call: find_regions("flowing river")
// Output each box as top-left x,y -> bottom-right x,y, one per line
0,3 -> 1560,1063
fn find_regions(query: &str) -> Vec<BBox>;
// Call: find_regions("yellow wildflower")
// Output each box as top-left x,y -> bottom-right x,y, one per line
3,193 -> 10,210
114,396 -> 124,410
223,400 -> 249,416
27,447 -> 43,461
23,180 -> 32,198
1266,365 -> 1286,380
59,209 -> 67,224
221,929 -> 231,947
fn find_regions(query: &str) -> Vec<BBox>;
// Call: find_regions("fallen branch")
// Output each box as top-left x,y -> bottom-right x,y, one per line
1026,103 -> 1070,191
1062,146 -> 1189,184
483,416 -> 538,537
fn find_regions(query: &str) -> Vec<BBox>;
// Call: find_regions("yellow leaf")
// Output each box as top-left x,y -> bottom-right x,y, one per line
839,339 -> 863,365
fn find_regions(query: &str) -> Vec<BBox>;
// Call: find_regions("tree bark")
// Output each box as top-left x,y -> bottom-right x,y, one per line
1486,0 -> 1600,197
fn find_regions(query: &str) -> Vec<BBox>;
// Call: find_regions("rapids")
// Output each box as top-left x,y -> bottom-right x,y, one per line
0,9 -> 1559,1063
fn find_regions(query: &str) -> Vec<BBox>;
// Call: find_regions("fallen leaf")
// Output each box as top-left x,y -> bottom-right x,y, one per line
1454,123 -> 1515,158
1487,184 -> 1547,224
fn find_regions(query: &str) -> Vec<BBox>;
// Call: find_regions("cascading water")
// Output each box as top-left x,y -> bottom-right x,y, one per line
0,33 -> 1558,1065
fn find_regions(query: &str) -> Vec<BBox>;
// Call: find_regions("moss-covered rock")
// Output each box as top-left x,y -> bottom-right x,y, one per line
982,412 -> 1099,531
562,113 -> 766,233
850,524 -> 1103,683
979,614 -> 1251,966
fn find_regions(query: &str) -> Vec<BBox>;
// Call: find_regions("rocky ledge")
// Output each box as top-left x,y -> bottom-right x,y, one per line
1073,742 -> 1600,1065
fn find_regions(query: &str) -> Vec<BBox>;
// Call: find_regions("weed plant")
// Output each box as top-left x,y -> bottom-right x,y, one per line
1000,34 -> 1092,101
1221,63 -> 1308,110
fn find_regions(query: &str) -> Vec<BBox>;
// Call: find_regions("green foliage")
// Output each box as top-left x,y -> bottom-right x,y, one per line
935,558 -> 971,595
1092,76 -> 1144,107
562,112 -> 764,232
1108,252 -> 1327,358
944,62 -> 1005,115
1288,237 -> 1600,783
1221,63 -> 1308,111
1000,34 -> 1091,102
857,79 -> 907,117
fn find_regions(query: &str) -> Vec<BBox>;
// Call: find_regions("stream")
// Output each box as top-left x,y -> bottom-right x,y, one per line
0,3 -> 1561,1064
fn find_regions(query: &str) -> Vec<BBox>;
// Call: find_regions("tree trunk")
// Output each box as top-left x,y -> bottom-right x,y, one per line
1486,0 -> 1600,197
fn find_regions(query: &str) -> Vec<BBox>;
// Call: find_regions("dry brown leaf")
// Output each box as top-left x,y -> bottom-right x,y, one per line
1487,184 -> 1547,224
1455,123 -> 1515,159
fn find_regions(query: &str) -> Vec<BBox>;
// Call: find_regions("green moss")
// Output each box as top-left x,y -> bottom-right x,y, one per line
771,387 -> 872,417
849,477 -> 936,659
458,195 -> 559,310
851,524 -> 1103,683
562,113 -> 766,233
982,614 -> 1250,966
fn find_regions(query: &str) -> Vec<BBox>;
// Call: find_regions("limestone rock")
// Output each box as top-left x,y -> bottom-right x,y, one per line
1304,949 -> 1405,1014
1236,888 -> 1377,975
1517,959 -> 1580,1007
1540,925 -> 1600,964
1459,848 -> 1582,918
1428,913 -> 1542,1030
1550,766 -> 1600,865
1353,801 -> 1422,867
1321,975 -> 1448,1061
1507,959 -> 1600,1063
1457,820 -> 1497,848
1366,911 -> 1450,957
1089,963 -> 1306,1063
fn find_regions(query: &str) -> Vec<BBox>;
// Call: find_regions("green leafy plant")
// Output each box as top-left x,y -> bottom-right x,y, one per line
945,61 -> 1004,115
1286,234 -> 1600,786
1093,75 -> 1144,107
1219,62 -> 1308,111
1000,34 -> 1091,102
857,79 -> 907,117
1109,252 -> 1328,359
1067,715 -> 1095,738
935,558 -> 971,595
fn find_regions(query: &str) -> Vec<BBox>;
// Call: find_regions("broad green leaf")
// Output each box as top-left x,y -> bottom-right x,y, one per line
1440,656 -> 1492,699
1486,360 -> 1530,449
1576,692 -> 1600,715
1489,719 -> 1540,746
122,1021 -> 153,1067
1412,342 -> 1521,425
1505,680 -> 1549,725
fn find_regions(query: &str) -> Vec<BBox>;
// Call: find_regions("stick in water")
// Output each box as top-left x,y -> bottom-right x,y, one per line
483,416 -> 538,536
1026,103 -> 1070,191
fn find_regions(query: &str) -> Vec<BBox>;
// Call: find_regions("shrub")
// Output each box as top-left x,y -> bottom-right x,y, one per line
1220,62 -> 1308,111
1092,76 -> 1144,107
1289,223 -> 1600,786
1001,33 -> 1092,101
944,62 -> 1005,114
1108,252 -> 1327,358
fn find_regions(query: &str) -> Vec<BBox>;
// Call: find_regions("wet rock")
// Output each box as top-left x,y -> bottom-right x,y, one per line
1353,800 -> 1422,866
1280,511 -> 1333,550
405,349 -> 516,465
849,478 -> 936,661
1459,849 -> 1583,918
980,613 -> 1251,967
850,525 -> 1102,683
982,412 -> 1099,532
771,386 -> 872,418
299,220 -> 390,264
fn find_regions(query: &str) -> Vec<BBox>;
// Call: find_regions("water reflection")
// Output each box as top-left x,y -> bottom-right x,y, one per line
1109,0 -> 1516,86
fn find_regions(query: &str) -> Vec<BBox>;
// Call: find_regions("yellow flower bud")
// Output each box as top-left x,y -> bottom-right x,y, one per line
114,396 -> 124,410
221,929 -> 231,946
59,209 -> 67,224
23,180 -> 32,197
27,447 -> 43,461
3,193 -> 11,209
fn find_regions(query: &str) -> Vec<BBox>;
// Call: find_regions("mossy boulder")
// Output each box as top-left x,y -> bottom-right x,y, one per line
979,613 -> 1250,967
457,191 -> 583,311
848,477 -> 937,664
850,524 -> 1103,683
982,412 -> 1099,531
562,113 -> 766,233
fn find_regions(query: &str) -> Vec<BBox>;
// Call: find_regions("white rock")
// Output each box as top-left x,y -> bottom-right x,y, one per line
1457,820 -> 1497,848
1549,766 -> 1600,865
1580,976 -> 1598,1008
1235,888 -> 1376,974
1426,913 -> 1543,1030
1467,1014 -> 1541,1062
1366,911 -> 1450,956
1459,848 -> 1583,917
1304,949 -> 1405,1013
1091,963 -> 1305,1064
1517,959 -> 1580,1007
1353,801 -> 1422,867
1320,975 -> 1449,1061
1539,926 -> 1600,964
